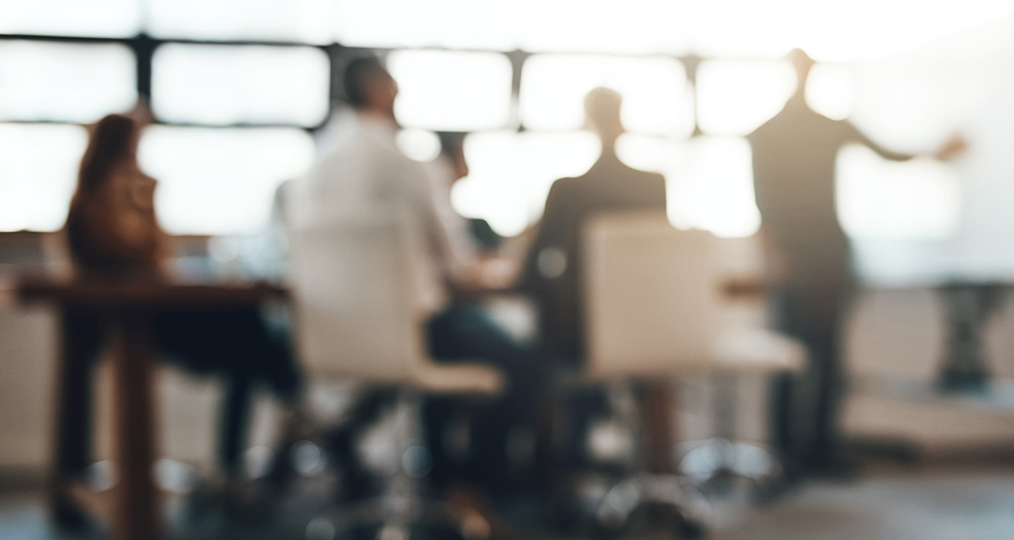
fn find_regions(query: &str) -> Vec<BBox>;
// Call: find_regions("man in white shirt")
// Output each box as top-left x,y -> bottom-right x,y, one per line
288,56 -> 544,492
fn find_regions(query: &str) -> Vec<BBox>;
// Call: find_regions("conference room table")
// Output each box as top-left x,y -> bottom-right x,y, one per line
17,276 -> 287,540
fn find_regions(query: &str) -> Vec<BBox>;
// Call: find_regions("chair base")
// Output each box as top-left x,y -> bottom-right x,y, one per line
679,439 -> 782,493
307,493 -> 484,540
561,472 -> 710,539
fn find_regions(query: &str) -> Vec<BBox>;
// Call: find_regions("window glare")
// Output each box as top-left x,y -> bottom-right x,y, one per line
152,44 -> 330,126
146,0 -> 334,43
333,0 -> 516,50
0,42 -> 137,123
139,127 -> 316,235
837,144 -> 960,240
697,60 -> 796,136
451,131 -> 600,237
512,0 -> 691,53
807,63 -> 854,121
389,51 -> 513,131
521,55 -> 693,136
0,124 -> 87,232
396,129 -> 442,163
0,0 -> 141,37
667,137 -> 760,238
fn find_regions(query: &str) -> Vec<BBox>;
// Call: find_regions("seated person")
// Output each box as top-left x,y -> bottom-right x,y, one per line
520,87 -> 666,363
519,88 -> 668,469
288,57 -> 545,492
58,113 -> 302,523
428,132 -> 503,254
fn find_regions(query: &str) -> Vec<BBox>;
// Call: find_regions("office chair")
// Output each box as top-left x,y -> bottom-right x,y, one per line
574,212 -> 804,535
289,212 -> 504,540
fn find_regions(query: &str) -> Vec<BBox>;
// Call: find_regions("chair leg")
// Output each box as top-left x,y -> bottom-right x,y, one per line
596,474 -> 711,539
679,374 -> 785,491
306,388 -> 492,540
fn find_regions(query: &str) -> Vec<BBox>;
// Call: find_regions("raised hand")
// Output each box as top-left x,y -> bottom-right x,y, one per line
935,133 -> 968,162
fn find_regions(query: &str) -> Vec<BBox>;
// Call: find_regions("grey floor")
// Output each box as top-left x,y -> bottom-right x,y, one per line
707,467 -> 1014,540
1,466 -> 1013,539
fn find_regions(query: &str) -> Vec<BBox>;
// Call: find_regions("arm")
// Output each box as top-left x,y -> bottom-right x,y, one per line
406,160 -> 509,297
845,122 -> 914,162
518,180 -> 571,292
846,122 -> 967,162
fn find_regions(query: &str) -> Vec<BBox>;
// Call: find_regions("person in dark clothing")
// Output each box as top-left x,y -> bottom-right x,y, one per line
58,114 -> 302,522
748,49 -> 966,474
519,88 -> 669,470
521,87 -> 667,364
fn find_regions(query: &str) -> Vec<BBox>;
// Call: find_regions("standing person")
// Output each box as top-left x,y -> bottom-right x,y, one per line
748,48 -> 965,474
59,113 -> 302,524
288,56 -> 543,492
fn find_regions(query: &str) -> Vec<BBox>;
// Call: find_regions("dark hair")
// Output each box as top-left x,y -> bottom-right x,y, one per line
437,131 -> 468,159
76,114 -> 137,194
342,56 -> 388,108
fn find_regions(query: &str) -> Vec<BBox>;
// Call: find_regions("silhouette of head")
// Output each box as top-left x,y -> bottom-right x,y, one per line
78,114 -> 138,194
584,87 -> 624,149
788,48 -> 815,96
343,56 -> 398,117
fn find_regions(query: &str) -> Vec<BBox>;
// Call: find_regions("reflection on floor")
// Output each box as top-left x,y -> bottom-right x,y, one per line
1,466 -> 1012,540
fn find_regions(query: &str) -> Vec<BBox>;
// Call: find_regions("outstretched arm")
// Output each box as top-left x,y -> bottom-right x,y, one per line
847,122 -> 967,162
846,122 -> 914,162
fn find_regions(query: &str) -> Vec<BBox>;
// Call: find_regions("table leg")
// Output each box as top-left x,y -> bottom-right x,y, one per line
111,310 -> 161,540
51,307 -> 104,528
641,380 -> 677,474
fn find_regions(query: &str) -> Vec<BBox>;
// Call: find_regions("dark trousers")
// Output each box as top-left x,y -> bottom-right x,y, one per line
769,278 -> 852,473
57,306 -> 302,481
425,302 -> 546,489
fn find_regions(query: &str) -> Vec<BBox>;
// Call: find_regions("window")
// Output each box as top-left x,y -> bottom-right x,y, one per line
696,60 -> 796,136
139,127 -> 315,235
451,131 -> 600,236
806,63 -> 854,121
0,41 -> 136,122
0,0 -> 141,38
837,144 -> 959,240
388,51 -> 513,131
521,55 -> 693,136
666,137 -> 760,238
152,44 -> 329,126
0,124 -> 88,232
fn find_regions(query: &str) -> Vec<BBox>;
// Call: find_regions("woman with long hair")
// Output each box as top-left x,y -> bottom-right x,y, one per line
67,114 -> 162,277
56,113 -> 301,526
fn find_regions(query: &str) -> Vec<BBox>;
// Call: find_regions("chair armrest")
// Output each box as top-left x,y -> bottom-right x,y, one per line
711,329 -> 807,373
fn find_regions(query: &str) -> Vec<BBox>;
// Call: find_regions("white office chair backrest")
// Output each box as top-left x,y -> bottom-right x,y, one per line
584,212 -> 722,378
288,213 -> 425,383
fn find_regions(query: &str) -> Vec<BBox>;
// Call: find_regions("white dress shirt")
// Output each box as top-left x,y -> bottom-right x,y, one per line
288,112 -> 462,316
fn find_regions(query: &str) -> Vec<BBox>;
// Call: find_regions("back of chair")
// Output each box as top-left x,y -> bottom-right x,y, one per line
584,212 -> 722,378
288,214 -> 424,383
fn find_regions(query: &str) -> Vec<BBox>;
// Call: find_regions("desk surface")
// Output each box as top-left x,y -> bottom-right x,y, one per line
16,277 -> 287,307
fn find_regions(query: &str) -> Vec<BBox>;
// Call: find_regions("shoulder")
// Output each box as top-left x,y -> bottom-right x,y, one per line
548,176 -> 579,196
622,167 -> 665,191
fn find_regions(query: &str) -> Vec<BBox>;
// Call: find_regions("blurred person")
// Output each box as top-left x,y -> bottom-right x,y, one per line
429,132 -> 504,254
59,113 -> 302,523
521,87 -> 666,363
748,48 -> 966,475
519,88 -> 669,470
288,56 -> 545,493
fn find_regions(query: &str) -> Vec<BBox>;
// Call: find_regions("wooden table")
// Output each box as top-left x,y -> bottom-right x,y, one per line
17,277 -> 287,540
